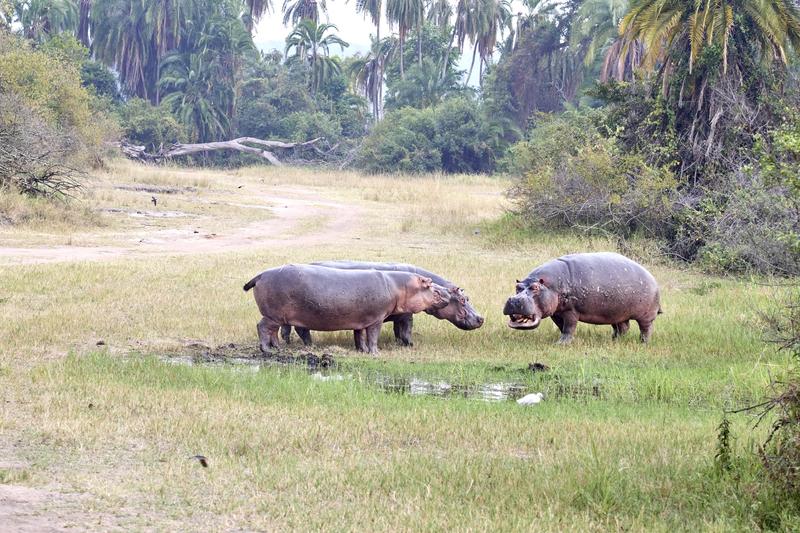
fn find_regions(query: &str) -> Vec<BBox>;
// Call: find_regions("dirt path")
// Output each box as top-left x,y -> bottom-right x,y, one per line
0,189 -> 362,265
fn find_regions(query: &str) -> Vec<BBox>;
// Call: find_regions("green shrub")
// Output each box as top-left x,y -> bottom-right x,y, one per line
117,98 -> 186,151
280,111 -> 342,145
434,98 -> 500,174
81,61 -> 120,101
357,98 -> 507,174
506,108 -> 678,238
357,106 -> 441,174
0,31 -> 116,196
0,32 -> 104,151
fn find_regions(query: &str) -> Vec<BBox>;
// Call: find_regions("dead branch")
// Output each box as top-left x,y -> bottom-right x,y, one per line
112,137 -> 323,166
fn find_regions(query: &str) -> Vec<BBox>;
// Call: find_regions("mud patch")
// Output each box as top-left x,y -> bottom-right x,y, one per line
166,342 -> 337,371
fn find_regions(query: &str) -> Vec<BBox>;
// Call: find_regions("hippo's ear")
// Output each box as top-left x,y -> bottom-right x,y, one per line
418,276 -> 432,288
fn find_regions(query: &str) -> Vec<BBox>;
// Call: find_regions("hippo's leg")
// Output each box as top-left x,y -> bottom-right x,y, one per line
257,317 -> 280,353
637,319 -> 654,343
551,315 -> 564,333
354,329 -> 368,352
365,322 -> 383,355
612,320 -> 630,339
392,315 -> 413,346
556,312 -> 578,344
295,327 -> 313,346
280,325 -> 292,344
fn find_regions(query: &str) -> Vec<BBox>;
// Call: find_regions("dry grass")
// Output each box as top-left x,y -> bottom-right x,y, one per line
0,160 -> 796,530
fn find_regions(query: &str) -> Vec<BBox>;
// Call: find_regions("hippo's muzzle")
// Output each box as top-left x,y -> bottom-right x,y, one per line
452,314 -> 485,331
503,296 -> 541,330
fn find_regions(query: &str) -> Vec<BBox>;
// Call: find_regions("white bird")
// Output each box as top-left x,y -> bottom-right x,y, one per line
516,392 -> 544,405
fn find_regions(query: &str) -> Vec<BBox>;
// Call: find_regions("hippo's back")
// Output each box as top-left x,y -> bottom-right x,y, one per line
532,252 -> 660,322
312,260 -> 454,288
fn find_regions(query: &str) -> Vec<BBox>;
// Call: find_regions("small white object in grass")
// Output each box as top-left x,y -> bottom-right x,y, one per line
517,392 -> 544,405
311,372 -> 345,382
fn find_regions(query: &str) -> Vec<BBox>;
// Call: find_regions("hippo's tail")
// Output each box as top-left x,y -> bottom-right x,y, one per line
243,274 -> 260,292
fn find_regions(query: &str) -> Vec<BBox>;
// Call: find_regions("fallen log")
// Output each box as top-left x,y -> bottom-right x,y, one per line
111,137 -> 323,166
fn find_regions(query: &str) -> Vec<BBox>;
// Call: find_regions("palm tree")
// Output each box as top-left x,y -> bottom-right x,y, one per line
15,0 -> 78,42
466,0 -> 505,87
243,0 -> 272,33
570,0 -> 629,72
441,0 -> 467,79
616,0 -> 800,166
618,0 -> 800,79
282,0 -> 326,26
198,15 -> 255,131
348,35 -> 394,118
159,52 -> 230,142
476,0 -> 512,84
76,0 -> 91,46
427,0 -> 451,27
91,0 -> 199,102
285,19 -> 349,93
386,0 -> 421,78
356,0 -> 382,41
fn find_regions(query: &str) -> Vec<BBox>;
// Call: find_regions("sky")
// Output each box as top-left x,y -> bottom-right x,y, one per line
253,1 -> 530,86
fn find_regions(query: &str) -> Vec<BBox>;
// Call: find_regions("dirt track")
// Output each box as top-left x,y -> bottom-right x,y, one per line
0,190 -> 361,265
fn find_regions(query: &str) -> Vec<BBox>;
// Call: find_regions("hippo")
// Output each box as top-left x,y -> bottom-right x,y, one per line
243,264 -> 451,354
282,261 -> 484,347
503,252 -> 661,344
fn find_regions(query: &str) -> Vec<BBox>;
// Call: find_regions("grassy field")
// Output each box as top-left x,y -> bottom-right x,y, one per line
0,161 -> 796,531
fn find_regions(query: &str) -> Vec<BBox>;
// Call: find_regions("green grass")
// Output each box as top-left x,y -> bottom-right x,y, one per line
0,161 -> 797,530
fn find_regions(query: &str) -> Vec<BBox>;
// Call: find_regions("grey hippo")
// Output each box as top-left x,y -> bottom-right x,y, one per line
282,261 -> 484,347
244,264 -> 451,354
503,252 -> 661,343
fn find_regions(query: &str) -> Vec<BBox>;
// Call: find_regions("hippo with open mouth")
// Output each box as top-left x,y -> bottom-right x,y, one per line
282,261 -> 484,347
503,252 -> 662,344
244,264 -> 451,354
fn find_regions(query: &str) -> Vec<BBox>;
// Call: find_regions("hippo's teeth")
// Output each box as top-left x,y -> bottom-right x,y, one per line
508,314 -> 536,327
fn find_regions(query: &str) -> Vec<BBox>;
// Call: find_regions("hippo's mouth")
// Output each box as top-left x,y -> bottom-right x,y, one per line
507,314 -> 541,330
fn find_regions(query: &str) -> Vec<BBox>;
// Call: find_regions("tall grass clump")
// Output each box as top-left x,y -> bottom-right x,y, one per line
758,287 -> 800,497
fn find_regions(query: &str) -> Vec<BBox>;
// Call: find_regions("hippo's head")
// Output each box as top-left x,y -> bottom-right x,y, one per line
427,287 -> 484,330
403,276 -> 451,314
502,278 -> 559,330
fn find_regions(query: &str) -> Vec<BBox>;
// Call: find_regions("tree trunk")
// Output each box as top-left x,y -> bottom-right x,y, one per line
441,25 -> 457,80
399,33 -> 405,79
466,39 -> 478,87
417,4 -> 423,66
112,137 -> 324,166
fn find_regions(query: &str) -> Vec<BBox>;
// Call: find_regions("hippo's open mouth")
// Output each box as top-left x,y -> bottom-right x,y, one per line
507,314 -> 541,330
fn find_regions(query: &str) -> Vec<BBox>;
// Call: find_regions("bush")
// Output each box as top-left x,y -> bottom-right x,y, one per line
117,98 -> 186,151
505,92 -> 800,275
506,108 -> 678,238
356,106 -> 441,174
0,32 -> 108,152
81,61 -> 120,101
0,31 -> 115,196
757,289 -> 800,497
0,93 -> 84,197
357,98 -> 507,174
435,98 -> 501,173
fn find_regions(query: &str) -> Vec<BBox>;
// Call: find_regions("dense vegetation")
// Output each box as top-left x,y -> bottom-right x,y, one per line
0,0 -> 798,270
